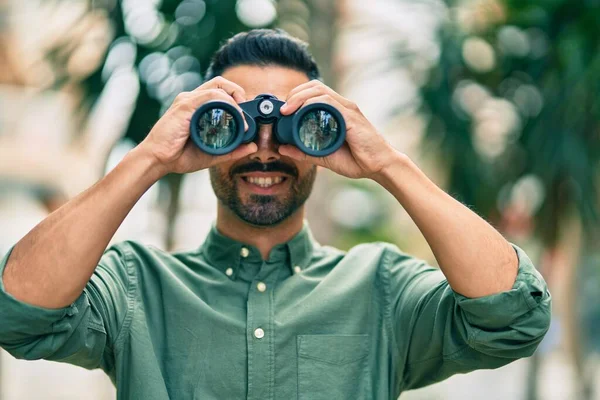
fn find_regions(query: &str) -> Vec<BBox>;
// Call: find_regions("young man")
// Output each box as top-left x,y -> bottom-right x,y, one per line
0,29 -> 551,399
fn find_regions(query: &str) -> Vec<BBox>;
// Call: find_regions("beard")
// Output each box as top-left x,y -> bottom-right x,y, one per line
209,162 -> 317,227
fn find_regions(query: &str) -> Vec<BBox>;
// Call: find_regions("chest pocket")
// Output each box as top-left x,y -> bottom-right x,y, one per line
297,334 -> 370,400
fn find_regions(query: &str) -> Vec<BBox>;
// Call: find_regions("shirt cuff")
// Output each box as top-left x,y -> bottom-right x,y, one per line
452,244 -> 550,330
0,246 -> 78,341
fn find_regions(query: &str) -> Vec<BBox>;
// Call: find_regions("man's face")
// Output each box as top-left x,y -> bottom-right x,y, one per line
208,65 -> 317,227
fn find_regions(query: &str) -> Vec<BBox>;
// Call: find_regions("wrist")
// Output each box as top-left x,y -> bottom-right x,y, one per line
125,144 -> 170,184
372,149 -> 411,188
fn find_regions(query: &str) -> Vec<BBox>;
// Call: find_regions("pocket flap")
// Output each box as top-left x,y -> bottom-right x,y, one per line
297,334 -> 369,365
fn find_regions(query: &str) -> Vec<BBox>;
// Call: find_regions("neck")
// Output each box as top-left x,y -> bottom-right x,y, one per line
215,205 -> 305,260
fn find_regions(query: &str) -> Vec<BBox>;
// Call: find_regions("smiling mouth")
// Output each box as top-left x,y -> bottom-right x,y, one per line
241,176 -> 288,188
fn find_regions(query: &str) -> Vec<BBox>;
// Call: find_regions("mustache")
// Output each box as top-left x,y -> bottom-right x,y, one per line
231,160 -> 298,178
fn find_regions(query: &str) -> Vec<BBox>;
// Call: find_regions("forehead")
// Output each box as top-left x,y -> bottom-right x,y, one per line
220,65 -> 311,101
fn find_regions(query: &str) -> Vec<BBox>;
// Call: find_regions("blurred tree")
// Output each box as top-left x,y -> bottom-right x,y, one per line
83,0 -> 253,248
422,0 -> 600,242
415,0 -> 600,398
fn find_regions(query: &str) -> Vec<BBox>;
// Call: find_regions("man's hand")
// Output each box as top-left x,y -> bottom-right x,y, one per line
138,77 -> 257,176
278,80 -> 399,179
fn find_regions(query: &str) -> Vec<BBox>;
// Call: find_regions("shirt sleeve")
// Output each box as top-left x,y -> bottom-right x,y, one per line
382,243 -> 551,391
0,243 -> 133,373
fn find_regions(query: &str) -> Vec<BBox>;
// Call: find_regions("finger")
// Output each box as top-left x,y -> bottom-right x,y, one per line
184,89 -> 249,130
281,85 -> 325,115
303,94 -> 346,110
282,84 -> 354,115
183,89 -> 239,110
195,76 -> 247,104
303,94 -> 352,123
277,144 -> 327,166
285,79 -> 322,101
209,142 -> 258,167
285,80 -> 354,107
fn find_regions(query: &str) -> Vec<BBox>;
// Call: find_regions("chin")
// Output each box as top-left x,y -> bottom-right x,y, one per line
233,200 -> 298,227
236,210 -> 288,227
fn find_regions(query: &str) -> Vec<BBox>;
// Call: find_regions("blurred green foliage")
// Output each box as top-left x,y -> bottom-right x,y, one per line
421,0 -> 600,246
83,0 -> 254,145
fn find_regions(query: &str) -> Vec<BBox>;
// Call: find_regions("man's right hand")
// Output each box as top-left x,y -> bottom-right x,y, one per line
138,76 -> 258,176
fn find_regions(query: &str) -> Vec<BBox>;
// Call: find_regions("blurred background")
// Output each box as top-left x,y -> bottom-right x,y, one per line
0,0 -> 599,398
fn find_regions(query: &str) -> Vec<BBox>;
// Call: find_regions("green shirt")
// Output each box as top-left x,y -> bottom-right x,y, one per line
0,223 -> 551,400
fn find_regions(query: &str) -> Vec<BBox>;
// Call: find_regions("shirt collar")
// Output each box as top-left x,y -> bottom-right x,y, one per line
199,220 -> 318,278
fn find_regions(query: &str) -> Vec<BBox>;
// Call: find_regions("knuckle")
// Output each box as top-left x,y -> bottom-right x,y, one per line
213,76 -> 228,85
201,77 -> 225,90
173,92 -> 190,104
207,88 -> 227,98
313,94 -> 329,104
312,90 -> 325,99
172,99 -> 191,112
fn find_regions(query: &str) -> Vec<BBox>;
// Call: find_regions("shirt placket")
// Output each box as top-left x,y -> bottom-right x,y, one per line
244,248 -> 277,400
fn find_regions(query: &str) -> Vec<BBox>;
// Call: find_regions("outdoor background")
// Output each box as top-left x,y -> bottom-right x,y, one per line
1,0 -> 599,399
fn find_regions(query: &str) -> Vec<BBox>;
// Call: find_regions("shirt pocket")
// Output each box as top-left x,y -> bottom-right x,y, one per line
297,334 -> 370,400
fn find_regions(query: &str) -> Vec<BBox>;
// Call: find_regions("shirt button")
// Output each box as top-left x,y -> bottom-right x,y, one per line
293,265 -> 302,274
240,247 -> 249,258
254,328 -> 265,339
225,267 -> 233,276
257,282 -> 267,292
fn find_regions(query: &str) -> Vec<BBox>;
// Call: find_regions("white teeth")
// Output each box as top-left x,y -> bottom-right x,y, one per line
245,176 -> 284,187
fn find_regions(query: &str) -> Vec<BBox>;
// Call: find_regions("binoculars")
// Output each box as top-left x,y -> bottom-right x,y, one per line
189,94 -> 346,157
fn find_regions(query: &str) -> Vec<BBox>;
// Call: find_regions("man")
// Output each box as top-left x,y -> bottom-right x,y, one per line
0,29 -> 551,399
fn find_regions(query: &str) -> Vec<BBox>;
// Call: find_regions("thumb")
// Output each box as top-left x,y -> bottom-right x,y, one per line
278,145 -> 324,166
210,143 -> 257,166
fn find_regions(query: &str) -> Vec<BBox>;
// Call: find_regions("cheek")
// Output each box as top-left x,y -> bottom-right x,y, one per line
293,166 -> 317,192
209,166 -> 233,188
217,164 -> 233,179
296,164 -> 315,180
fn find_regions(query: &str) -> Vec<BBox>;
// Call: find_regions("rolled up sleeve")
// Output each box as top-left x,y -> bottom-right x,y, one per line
0,243 -> 133,372
383,243 -> 551,391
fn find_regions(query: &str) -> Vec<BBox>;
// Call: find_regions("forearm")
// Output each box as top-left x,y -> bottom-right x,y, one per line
374,151 -> 518,298
3,146 -> 165,308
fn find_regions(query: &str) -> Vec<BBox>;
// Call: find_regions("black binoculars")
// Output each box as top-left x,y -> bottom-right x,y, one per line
189,94 -> 346,157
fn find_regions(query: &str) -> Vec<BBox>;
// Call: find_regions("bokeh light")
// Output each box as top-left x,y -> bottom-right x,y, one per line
462,36 -> 496,73
236,0 -> 277,28
175,0 -> 206,26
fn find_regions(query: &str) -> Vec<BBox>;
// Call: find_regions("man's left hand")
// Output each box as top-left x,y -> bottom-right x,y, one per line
278,80 -> 400,179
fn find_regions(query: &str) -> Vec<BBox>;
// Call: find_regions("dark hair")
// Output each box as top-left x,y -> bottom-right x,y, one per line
204,29 -> 321,81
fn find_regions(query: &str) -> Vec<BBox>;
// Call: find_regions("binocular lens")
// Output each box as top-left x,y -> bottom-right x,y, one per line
298,110 -> 340,152
195,108 -> 238,149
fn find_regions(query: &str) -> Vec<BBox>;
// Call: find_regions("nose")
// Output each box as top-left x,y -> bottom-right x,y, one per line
249,123 -> 280,163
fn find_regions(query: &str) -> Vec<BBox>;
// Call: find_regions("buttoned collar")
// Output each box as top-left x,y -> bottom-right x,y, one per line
199,221 -> 318,279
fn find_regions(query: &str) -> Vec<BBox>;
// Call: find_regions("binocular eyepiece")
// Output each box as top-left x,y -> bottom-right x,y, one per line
189,94 -> 346,157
